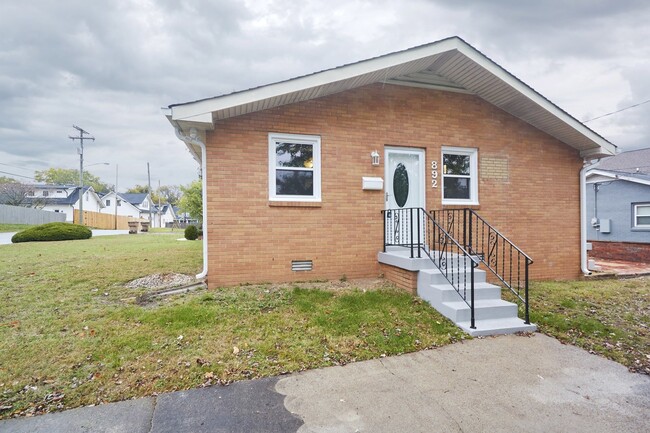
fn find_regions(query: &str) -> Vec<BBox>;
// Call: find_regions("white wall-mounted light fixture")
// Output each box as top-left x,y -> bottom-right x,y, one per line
371,150 -> 380,166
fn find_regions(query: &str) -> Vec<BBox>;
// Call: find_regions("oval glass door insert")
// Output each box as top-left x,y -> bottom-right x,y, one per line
393,163 -> 409,208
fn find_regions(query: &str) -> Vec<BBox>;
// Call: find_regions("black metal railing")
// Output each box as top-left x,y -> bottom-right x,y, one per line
382,207 -> 479,328
431,208 -> 533,324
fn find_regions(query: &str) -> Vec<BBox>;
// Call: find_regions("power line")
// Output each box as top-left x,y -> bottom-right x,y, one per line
584,98 -> 650,123
0,170 -> 35,180
0,162 -> 36,172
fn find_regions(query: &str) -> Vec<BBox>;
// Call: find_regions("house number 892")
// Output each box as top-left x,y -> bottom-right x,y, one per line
431,161 -> 438,188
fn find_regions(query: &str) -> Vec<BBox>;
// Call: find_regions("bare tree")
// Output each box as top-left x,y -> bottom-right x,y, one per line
0,182 -> 46,208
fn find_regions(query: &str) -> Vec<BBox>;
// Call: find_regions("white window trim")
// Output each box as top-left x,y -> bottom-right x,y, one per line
268,132 -> 322,202
633,203 -> 650,228
441,146 -> 479,206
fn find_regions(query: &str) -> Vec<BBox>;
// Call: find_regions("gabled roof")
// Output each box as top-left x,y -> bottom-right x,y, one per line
593,147 -> 650,175
586,169 -> 650,187
120,193 -> 149,206
166,36 -> 616,159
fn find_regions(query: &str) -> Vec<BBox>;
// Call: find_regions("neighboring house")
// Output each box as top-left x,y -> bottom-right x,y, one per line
173,206 -> 198,226
165,36 -> 615,331
101,192 -> 157,223
17,184 -> 104,222
158,203 -> 177,227
586,148 -> 650,262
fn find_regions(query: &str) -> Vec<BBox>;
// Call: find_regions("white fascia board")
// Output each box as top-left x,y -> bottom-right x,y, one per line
169,38 -> 461,122
451,39 -> 616,157
586,169 -> 650,186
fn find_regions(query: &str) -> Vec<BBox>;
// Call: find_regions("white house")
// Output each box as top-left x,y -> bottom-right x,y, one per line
26,184 -> 104,222
100,192 -> 173,227
158,203 -> 177,227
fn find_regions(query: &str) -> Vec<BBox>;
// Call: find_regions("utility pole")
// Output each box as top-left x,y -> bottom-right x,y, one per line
147,162 -> 152,227
69,125 -> 94,226
158,179 -> 161,229
114,164 -> 119,230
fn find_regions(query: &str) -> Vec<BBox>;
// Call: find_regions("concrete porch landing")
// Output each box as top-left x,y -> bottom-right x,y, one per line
379,248 -> 537,336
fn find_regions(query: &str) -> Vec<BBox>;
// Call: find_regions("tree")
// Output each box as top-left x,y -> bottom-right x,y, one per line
179,180 -> 202,222
34,168 -> 110,193
0,182 -> 45,208
0,176 -> 17,184
158,185 -> 181,205
126,184 -> 181,205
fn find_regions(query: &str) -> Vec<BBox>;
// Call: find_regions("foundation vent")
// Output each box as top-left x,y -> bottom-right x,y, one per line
291,260 -> 313,272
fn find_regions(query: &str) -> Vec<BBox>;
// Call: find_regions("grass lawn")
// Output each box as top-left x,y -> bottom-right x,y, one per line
2,234 -> 647,420
0,223 -> 32,233
528,278 -> 649,375
0,234 -> 464,418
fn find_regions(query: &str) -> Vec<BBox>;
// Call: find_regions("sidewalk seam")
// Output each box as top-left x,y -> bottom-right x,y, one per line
147,396 -> 158,433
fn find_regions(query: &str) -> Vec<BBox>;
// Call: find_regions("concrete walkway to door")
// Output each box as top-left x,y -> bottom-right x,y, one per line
1,334 -> 648,432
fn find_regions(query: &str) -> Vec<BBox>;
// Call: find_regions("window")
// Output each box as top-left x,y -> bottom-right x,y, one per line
106,199 -> 111,206
268,133 -> 321,201
441,147 -> 478,205
117,199 -> 121,207
42,191 -> 49,197
634,204 -> 650,228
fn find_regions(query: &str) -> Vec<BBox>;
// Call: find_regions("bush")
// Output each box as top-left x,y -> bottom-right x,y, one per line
184,225 -> 199,240
11,222 -> 92,243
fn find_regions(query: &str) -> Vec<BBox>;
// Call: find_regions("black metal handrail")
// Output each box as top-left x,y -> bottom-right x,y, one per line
382,207 -> 479,329
431,208 -> 533,324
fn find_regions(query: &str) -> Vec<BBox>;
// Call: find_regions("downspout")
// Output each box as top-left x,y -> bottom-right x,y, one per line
580,158 -> 600,275
173,125 -> 208,280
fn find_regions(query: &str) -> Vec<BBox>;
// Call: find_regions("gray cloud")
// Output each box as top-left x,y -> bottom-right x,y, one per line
0,0 -> 648,188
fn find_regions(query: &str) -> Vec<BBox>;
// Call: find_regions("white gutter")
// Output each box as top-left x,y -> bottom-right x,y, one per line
173,125 -> 208,280
580,158 -> 600,275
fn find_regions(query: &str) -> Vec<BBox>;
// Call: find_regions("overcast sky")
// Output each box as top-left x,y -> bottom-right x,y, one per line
1,0 -> 648,190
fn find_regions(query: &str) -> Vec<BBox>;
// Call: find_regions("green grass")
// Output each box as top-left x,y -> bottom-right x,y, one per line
4,234 -> 646,419
0,235 -> 464,418
524,278 -> 649,375
0,223 -> 32,233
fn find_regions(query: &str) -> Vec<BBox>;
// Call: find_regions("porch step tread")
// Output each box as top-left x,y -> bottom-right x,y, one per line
443,298 -> 515,309
456,317 -> 537,337
439,298 -> 518,322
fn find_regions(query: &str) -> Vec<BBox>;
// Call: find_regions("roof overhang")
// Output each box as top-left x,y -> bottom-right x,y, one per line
166,36 -> 616,161
586,169 -> 650,186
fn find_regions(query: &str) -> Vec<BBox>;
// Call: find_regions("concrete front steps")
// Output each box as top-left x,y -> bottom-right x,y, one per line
379,249 -> 536,337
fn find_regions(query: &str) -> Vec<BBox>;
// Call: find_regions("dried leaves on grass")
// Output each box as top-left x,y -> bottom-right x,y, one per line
529,277 -> 649,375
0,234 -> 464,420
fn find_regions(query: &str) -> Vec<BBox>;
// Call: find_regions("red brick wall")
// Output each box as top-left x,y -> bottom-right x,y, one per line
590,241 -> 650,262
379,264 -> 418,294
204,83 -> 583,286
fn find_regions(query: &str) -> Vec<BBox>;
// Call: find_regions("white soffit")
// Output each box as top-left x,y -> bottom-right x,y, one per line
169,37 -> 616,158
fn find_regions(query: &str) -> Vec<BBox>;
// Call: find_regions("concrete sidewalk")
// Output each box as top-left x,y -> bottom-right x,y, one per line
1,334 -> 648,433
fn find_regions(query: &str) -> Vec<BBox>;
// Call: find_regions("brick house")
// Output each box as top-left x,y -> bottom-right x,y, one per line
166,37 -> 616,335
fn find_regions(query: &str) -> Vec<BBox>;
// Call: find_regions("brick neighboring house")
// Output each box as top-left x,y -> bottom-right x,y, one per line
586,148 -> 650,262
165,37 -> 616,334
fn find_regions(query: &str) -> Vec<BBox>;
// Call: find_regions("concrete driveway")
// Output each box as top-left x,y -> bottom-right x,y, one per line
1,334 -> 648,433
0,229 -> 128,245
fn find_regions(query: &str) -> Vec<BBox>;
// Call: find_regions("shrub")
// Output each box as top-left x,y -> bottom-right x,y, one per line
11,222 -> 92,243
184,225 -> 199,240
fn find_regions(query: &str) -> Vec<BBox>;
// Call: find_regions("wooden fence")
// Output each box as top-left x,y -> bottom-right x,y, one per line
0,204 -> 66,225
73,210 -> 139,230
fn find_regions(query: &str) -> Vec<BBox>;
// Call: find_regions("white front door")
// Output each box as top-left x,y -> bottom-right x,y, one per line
385,147 -> 425,210
384,147 -> 426,248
